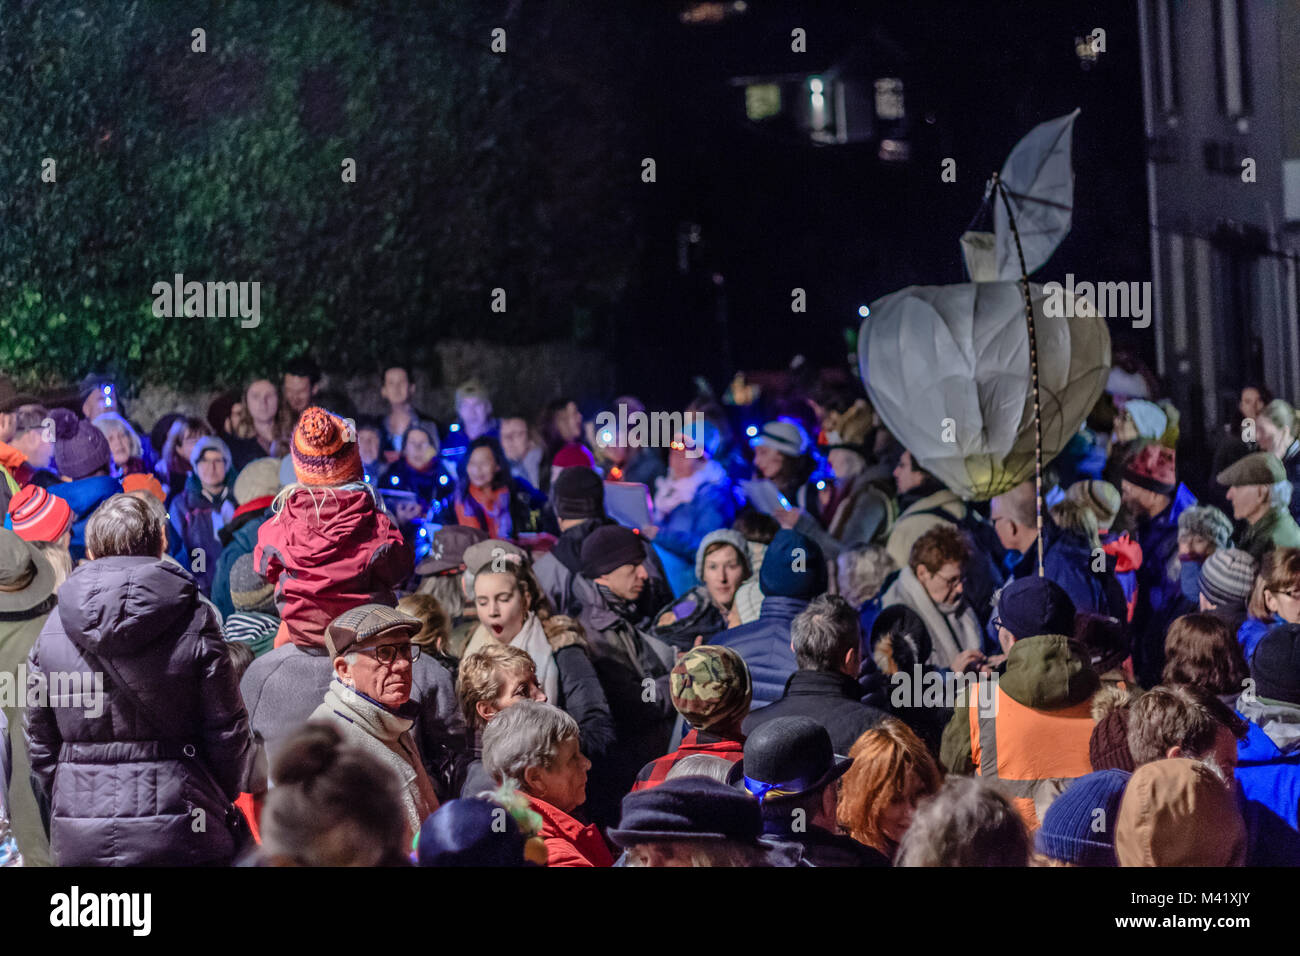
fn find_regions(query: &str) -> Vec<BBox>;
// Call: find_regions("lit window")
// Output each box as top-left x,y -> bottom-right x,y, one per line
874,78 -> 905,121
745,84 -> 781,122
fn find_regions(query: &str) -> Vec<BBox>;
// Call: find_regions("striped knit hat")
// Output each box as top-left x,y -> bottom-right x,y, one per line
1198,548 -> 1258,610
291,406 -> 362,486
7,485 -> 74,543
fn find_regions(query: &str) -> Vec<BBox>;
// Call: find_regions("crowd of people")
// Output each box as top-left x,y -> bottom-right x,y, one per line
0,362 -> 1297,867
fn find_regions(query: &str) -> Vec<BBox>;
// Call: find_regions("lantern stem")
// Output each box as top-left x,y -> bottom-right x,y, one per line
992,173 -> 1045,577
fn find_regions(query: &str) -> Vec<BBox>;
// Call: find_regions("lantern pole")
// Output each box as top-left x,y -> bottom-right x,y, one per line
992,173 -> 1045,577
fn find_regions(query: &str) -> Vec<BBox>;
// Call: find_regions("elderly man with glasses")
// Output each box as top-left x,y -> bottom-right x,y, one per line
310,604 -> 442,840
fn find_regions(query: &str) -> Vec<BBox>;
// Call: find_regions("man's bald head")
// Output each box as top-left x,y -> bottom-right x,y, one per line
990,480 -> 1040,553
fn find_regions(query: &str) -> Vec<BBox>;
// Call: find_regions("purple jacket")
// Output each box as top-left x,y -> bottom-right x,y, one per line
25,556 -> 256,866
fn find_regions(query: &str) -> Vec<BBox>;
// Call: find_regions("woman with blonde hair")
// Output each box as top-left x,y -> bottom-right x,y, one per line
838,718 -> 943,863
469,558 -> 620,822
456,643 -> 548,797
397,592 -> 455,676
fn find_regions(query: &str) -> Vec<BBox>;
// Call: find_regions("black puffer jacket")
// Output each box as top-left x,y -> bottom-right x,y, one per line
26,556 -> 257,866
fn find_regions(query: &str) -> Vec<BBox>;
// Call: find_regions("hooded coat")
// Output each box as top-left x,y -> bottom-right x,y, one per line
1234,695 -> 1300,866
254,486 -> 412,648
47,475 -> 122,564
1129,483 -> 1197,688
168,474 -> 237,596
25,556 -> 257,866
940,633 -> 1099,828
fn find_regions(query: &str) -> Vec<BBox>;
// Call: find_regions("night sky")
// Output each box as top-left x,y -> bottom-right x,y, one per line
611,0 -> 1149,405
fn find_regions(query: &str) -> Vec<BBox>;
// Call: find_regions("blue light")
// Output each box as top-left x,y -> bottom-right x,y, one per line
816,480 -> 826,490
449,423 -> 460,432
438,474 -> 449,485
102,385 -> 112,394
419,527 -> 427,536
858,305 -> 870,318
746,425 -> 758,438
601,431 -> 613,444
390,475 -> 399,486
364,473 -> 370,483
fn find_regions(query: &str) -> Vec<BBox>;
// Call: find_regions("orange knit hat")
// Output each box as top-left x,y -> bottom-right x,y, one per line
292,407 -> 363,486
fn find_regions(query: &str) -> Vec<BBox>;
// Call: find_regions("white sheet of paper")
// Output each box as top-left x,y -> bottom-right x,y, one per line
740,479 -> 791,516
604,481 -> 652,529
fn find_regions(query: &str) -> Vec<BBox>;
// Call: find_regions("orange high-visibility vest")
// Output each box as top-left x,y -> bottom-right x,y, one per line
967,681 -> 1095,830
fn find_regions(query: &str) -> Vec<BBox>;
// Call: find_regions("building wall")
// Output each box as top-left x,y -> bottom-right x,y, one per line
1139,0 -> 1300,437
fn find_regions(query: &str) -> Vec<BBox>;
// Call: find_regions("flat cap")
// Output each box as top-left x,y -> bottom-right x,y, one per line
325,604 -> 421,658
1216,451 -> 1286,488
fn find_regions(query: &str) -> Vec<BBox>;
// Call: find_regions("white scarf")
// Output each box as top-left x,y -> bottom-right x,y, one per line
311,680 -> 438,838
653,459 -> 726,521
509,613 -> 560,703
884,566 -> 983,670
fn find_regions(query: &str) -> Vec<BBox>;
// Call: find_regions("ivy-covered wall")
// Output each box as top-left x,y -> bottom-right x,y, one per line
0,0 -> 641,391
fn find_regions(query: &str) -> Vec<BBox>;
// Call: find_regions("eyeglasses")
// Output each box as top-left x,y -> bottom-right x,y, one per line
1269,588 -> 1300,601
933,570 -> 963,588
354,642 -> 421,665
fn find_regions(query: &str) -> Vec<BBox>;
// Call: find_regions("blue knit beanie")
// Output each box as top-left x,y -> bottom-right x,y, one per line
1035,769 -> 1131,866
758,530 -> 827,599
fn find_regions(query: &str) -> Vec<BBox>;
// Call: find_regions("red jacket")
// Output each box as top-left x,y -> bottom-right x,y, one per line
631,729 -> 745,791
527,795 -> 613,867
254,487 -> 412,648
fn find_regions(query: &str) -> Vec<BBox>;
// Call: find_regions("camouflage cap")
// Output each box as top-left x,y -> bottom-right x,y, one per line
670,645 -> 752,730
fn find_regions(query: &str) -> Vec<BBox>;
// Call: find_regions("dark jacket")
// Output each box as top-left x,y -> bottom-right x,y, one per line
48,475 -> 123,564
743,670 -> 889,755
578,590 -> 676,805
210,502 -> 272,621
168,476 -> 237,596
759,827 -> 890,867
1238,507 -> 1300,562
25,557 -> 257,866
1008,523 -> 1129,625
238,640 -> 467,799
534,517 -> 673,625
1129,484 -> 1197,688
710,595 -> 810,709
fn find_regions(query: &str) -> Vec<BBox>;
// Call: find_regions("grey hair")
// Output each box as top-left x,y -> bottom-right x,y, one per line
790,593 -> 859,672
895,777 -> 1031,867
482,700 -> 580,785
1271,480 -> 1294,512
665,754 -> 743,786
86,494 -> 164,559
91,412 -> 143,459
1177,505 -> 1234,549
622,839 -> 770,867
836,544 -> 895,607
